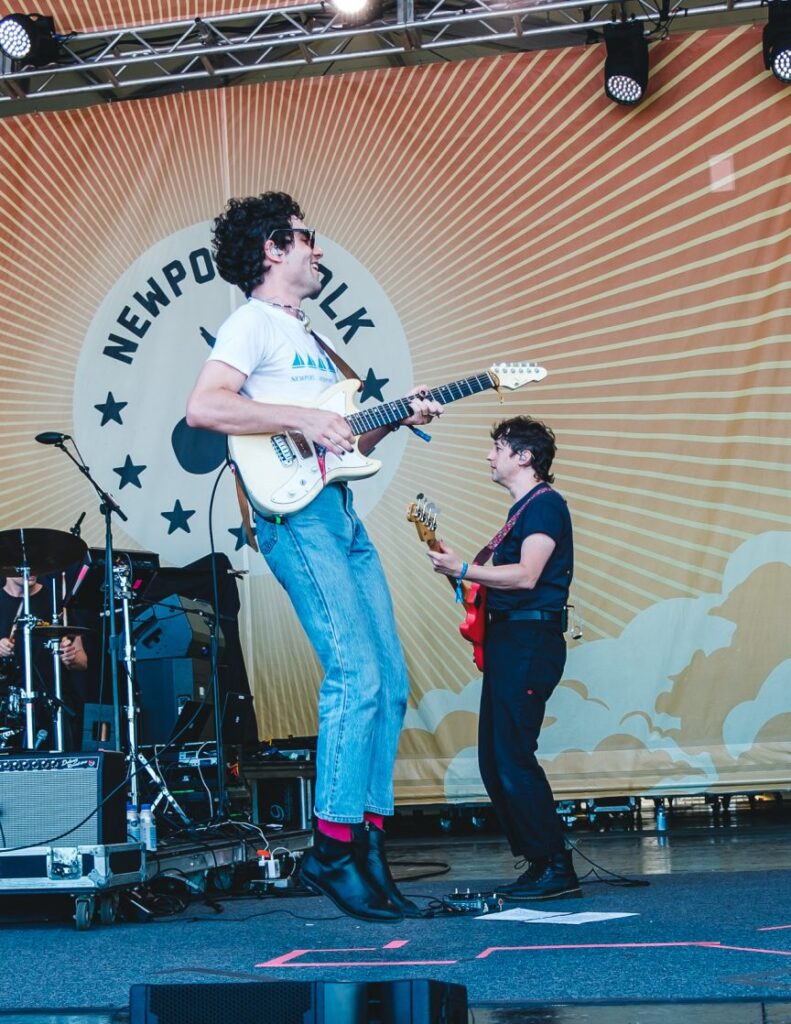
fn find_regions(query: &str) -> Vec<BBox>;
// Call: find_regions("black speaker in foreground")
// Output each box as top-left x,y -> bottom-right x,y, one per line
129,979 -> 468,1024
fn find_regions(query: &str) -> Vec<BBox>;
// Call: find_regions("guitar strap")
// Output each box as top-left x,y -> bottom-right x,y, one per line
473,485 -> 552,566
231,331 -> 362,544
310,331 -> 363,386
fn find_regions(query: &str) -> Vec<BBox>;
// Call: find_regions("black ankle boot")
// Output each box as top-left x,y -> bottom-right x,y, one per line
502,849 -> 582,901
300,831 -> 403,922
352,823 -> 430,919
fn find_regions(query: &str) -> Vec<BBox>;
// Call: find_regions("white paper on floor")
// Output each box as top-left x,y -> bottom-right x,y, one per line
475,908 -> 638,924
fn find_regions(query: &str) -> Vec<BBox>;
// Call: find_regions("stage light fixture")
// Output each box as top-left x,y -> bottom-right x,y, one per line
603,20 -> 649,106
763,0 -> 791,83
329,0 -> 383,26
0,12 -> 59,66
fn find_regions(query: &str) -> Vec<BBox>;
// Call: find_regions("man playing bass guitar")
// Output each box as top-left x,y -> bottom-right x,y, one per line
427,415 -> 580,900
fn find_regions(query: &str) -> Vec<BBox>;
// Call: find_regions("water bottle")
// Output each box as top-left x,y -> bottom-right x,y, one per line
139,803 -> 157,852
656,801 -> 668,832
126,802 -> 141,844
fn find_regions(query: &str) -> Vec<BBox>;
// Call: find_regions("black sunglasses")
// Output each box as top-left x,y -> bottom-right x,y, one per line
267,226 -> 316,249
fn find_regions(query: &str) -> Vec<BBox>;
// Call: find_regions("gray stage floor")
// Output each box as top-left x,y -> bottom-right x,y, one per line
0,799 -> 789,1022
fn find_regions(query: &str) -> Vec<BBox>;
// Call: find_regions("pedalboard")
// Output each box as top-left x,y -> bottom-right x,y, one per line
443,888 -> 505,914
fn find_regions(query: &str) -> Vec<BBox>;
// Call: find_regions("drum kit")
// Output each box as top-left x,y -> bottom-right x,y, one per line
0,526 -> 89,750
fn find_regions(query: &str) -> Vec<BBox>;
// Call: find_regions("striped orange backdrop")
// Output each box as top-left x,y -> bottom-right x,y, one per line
0,25 -> 789,801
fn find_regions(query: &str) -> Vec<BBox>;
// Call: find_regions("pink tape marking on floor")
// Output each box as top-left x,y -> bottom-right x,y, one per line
260,960 -> 458,968
476,942 -> 722,958
758,924 -> 791,932
257,941 -> 411,968
699,943 -> 791,957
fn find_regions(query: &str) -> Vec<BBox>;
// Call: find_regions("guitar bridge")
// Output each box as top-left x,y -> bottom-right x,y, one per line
271,434 -> 296,465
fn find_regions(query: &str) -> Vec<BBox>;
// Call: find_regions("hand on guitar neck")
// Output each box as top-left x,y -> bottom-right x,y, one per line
407,494 -> 486,670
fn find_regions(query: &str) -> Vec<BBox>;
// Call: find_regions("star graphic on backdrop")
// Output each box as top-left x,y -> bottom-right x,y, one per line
95,391 -> 128,426
228,524 -> 255,551
200,327 -> 216,348
161,500 -> 196,535
359,367 -> 389,403
113,454 -> 146,489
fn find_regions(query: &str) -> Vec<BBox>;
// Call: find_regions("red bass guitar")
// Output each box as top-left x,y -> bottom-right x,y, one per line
407,494 -> 486,672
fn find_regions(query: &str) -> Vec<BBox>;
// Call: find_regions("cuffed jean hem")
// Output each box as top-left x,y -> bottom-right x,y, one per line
314,806 -> 394,824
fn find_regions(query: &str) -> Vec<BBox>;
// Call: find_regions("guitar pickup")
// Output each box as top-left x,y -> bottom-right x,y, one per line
271,434 -> 296,465
291,432 -> 313,459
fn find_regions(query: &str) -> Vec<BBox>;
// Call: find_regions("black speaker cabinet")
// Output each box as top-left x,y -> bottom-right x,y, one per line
136,659 -> 212,744
0,751 -> 126,848
130,980 -> 468,1024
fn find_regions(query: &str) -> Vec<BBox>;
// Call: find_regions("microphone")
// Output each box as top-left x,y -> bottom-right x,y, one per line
70,512 -> 86,538
34,728 -> 49,750
35,431 -> 71,445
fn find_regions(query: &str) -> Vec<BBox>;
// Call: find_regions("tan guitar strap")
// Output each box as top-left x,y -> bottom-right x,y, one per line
310,331 -> 362,386
233,467 -> 259,551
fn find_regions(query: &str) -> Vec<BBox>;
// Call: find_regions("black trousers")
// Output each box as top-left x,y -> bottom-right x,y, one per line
478,618 -> 566,859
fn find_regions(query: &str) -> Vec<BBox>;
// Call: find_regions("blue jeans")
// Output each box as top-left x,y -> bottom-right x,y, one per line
255,484 -> 410,823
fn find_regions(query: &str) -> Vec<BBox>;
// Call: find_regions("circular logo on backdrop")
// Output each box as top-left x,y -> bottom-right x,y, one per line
73,222 -> 412,575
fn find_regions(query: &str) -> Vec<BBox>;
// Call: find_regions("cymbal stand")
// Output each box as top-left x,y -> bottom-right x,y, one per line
17,553 -> 37,749
113,561 -> 189,823
47,575 -> 65,752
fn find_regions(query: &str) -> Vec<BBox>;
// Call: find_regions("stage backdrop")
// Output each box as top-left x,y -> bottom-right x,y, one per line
1,25 -> 789,803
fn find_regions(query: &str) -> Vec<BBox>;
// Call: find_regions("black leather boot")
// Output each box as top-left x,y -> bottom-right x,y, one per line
299,831 -> 403,922
352,822 -> 430,919
502,849 -> 582,901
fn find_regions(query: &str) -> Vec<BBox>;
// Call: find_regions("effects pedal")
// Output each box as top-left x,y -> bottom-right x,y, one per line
443,888 -> 505,914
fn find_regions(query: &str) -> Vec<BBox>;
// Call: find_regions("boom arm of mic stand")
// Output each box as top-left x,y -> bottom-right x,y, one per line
48,438 -> 126,751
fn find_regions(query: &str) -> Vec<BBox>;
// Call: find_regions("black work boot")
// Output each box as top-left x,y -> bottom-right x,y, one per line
352,822 -> 430,918
502,849 -> 582,901
300,831 -> 403,922
498,856 -> 550,894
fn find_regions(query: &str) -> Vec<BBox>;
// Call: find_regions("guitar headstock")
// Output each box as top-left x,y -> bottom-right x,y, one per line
488,361 -> 548,390
406,492 -> 439,545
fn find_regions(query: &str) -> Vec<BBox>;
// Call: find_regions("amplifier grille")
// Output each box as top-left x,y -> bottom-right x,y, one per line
0,753 -> 126,848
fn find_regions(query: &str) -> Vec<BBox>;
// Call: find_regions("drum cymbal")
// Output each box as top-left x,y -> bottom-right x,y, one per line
31,624 -> 92,640
0,528 -> 87,577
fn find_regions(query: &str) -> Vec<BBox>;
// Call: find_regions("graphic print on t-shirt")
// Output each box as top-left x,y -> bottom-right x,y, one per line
72,222 -> 413,574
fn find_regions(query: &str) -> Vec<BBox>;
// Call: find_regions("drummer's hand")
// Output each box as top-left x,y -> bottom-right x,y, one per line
59,637 -> 80,668
0,637 -> 14,658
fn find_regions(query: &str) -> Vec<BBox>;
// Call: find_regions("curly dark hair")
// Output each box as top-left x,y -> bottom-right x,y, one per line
491,415 -> 557,484
211,192 -> 305,297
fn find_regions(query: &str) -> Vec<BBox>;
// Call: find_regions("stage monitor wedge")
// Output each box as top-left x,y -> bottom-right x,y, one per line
130,979 -> 468,1024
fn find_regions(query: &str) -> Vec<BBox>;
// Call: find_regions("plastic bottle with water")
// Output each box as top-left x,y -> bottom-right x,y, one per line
126,802 -> 141,844
139,804 -> 157,852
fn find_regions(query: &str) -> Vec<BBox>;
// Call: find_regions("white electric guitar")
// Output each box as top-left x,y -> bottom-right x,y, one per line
228,361 -> 547,517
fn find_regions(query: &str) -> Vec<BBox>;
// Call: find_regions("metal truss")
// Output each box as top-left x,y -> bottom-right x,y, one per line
0,0 -> 765,113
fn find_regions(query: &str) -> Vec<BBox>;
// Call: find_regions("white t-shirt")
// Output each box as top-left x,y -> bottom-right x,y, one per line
208,298 -> 338,403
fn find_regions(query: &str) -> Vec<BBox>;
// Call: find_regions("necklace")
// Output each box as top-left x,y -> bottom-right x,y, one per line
257,298 -> 311,332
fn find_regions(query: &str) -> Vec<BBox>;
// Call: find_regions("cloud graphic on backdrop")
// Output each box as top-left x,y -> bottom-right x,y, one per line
401,530 -> 791,797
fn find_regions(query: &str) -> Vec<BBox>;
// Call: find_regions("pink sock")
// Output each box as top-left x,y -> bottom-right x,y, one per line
317,818 -> 352,842
364,813 -> 385,831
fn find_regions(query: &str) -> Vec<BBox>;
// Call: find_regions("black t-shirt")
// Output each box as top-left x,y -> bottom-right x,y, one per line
0,580 -> 92,703
487,484 -> 574,612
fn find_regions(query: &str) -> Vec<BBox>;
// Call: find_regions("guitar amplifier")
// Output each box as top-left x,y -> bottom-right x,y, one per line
0,752 -> 127,849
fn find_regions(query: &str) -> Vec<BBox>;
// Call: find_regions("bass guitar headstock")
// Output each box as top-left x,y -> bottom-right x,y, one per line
406,492 -> 439,546
488,361 -> 548,390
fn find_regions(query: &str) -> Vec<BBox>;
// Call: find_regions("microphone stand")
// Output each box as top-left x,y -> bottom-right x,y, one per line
50,439 -> 126,753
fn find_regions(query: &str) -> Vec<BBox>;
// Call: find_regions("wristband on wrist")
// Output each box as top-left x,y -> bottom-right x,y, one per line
455,561 -> 469,603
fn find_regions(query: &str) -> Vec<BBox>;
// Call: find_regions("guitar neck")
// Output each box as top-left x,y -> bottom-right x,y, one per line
346,371 -> 495,437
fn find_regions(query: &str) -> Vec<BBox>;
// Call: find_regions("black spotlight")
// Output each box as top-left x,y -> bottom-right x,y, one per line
0,13 -> 59,66
764,0 -> 791,83
603,20 -> 649,106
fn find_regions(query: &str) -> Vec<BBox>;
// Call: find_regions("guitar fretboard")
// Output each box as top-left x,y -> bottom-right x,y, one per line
346,371 -> 495,436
